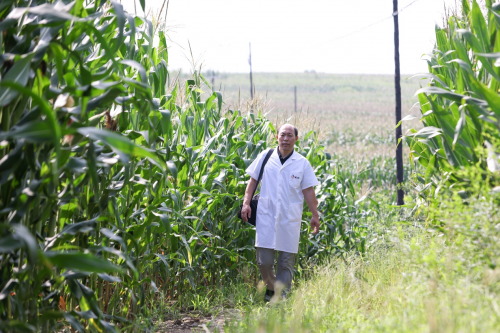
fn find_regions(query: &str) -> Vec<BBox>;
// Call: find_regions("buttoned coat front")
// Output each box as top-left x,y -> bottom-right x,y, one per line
246,148 -> 319,254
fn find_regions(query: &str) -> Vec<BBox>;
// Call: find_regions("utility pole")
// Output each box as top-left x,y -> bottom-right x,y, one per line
294,86 -> 297,113
393,0 -> 404,206
249,43 -> 253,100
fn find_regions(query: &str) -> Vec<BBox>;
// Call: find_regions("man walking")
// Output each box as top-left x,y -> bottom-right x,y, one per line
241,124 -> 320,301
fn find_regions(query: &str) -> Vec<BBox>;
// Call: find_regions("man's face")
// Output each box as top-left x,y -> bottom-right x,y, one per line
277,125 -> 298,151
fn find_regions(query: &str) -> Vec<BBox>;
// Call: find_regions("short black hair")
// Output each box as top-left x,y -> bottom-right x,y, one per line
277,124 -> 298,137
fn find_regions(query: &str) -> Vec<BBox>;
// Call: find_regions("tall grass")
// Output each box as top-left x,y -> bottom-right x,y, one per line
228,176 -> 500,332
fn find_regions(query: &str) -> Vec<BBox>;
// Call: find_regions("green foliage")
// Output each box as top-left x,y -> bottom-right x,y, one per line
0,1 -> 373,331
227,171 -> 500,332
405,0 -> 500,197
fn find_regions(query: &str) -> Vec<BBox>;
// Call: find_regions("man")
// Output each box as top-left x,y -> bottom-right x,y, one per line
241,124 -> 320,301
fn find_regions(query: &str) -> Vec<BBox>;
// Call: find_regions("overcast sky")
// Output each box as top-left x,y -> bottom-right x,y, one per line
120,0 -> 458,74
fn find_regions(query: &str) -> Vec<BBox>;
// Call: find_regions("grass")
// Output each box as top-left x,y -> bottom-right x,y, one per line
151,203 -> 500,332
223,189 -> 500,333
149,167 -> 500,333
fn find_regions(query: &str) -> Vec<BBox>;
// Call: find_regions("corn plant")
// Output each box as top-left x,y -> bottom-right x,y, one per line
405,0 -> 500,199
0,0 -> 374,331
294,133 -> 378,280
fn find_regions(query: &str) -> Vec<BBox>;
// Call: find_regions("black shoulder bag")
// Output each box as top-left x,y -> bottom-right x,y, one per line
237,149 -> 274,225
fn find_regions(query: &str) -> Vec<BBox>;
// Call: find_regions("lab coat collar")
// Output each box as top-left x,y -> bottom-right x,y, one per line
280,149 -> 298,170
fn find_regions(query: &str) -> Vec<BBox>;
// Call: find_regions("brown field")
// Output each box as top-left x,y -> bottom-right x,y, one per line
178,71 -> 425,158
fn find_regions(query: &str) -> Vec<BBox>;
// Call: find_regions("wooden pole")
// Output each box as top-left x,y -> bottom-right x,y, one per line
249,43 -> 253,100
393,0 -> 404,206
294,86 -> 297,113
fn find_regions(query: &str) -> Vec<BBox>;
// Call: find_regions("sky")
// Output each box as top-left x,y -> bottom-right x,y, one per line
120,0 -> 459,74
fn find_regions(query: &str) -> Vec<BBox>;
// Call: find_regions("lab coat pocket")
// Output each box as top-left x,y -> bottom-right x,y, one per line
287,202 -> 303,222
257,197 -> 271,216
289,172 -> 303,188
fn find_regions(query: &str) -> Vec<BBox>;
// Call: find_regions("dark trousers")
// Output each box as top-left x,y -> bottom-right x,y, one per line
256,247 -> 295,293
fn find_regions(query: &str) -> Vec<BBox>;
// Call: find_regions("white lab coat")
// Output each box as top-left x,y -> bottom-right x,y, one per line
246,148 -> 319,254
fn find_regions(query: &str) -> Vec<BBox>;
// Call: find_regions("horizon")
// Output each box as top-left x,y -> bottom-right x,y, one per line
176,70 -> 424,76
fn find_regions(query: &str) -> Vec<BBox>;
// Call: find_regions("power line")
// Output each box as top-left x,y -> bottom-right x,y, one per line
396,0 -> 422,15
206,0 -> 424,51
308,0 -> 423,48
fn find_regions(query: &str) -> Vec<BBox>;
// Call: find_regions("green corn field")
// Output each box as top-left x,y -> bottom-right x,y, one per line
3,0 -> 499,332
0,1 -> 378,331
405,0 -> 500,199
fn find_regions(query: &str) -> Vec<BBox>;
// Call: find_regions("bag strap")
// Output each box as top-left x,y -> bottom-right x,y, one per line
252,148 -> 274,198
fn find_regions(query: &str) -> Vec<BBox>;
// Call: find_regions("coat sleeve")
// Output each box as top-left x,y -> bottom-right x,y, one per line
301,162 -> 319,190
246,149 -> 270,180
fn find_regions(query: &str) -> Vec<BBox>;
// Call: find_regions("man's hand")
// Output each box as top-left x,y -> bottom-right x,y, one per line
303,186 -> 320,234
241,178 -> 258,223
241,204 -> 252,222
310,215 -> 320,234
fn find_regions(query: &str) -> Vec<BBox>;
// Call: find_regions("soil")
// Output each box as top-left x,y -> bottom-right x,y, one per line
154,309 -> 241,332
155,316 -> 222,332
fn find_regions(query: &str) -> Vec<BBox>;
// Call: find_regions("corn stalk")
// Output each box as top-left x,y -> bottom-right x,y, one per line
0,0 -> 373,331
405,0 -> 500,200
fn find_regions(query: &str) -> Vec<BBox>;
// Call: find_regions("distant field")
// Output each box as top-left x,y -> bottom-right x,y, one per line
178,71 -> 425,157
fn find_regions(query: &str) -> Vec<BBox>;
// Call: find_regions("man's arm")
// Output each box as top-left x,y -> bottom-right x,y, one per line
302,186 -> 320,234
241,177 -> 258,222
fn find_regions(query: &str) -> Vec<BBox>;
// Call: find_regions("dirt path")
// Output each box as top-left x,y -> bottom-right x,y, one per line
154,309 -> 241,332
155,316 -> 223,332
